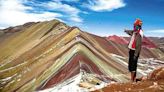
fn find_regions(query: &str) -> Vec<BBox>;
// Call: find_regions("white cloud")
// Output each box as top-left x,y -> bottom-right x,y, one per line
45,1 -> 83,23
0,0 -> 126,29
144,29 -> 164,37
70,16 -> 83,23
58,0 -> 79,2
147,29 -> 164,33
0,0 -> 63,29
86,0 -> 126,11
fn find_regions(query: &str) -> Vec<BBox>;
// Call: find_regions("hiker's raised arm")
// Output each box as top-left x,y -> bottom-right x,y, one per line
124,29 -> 133,36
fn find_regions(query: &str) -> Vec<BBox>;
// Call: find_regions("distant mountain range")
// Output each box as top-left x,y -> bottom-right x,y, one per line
0,20 -> 163,92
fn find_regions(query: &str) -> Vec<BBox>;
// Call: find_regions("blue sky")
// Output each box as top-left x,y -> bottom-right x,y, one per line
0,0 -> 164,37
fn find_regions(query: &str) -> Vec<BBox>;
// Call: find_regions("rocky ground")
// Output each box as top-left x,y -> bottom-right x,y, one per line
92,67 -> 164,92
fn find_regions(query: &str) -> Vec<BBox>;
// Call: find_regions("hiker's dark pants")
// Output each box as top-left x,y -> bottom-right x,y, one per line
128,49 -> 139,72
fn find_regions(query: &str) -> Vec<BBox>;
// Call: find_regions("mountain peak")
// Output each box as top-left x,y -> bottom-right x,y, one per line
107,35 -> 128,45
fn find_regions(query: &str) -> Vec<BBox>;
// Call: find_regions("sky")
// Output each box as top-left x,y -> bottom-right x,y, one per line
0,0 -> 164,37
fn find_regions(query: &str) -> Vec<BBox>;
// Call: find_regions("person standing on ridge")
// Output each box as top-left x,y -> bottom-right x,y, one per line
124,18 -> 144,82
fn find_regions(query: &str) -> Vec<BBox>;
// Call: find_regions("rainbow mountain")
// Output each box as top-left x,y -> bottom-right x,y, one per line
0,20 -> 163,92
